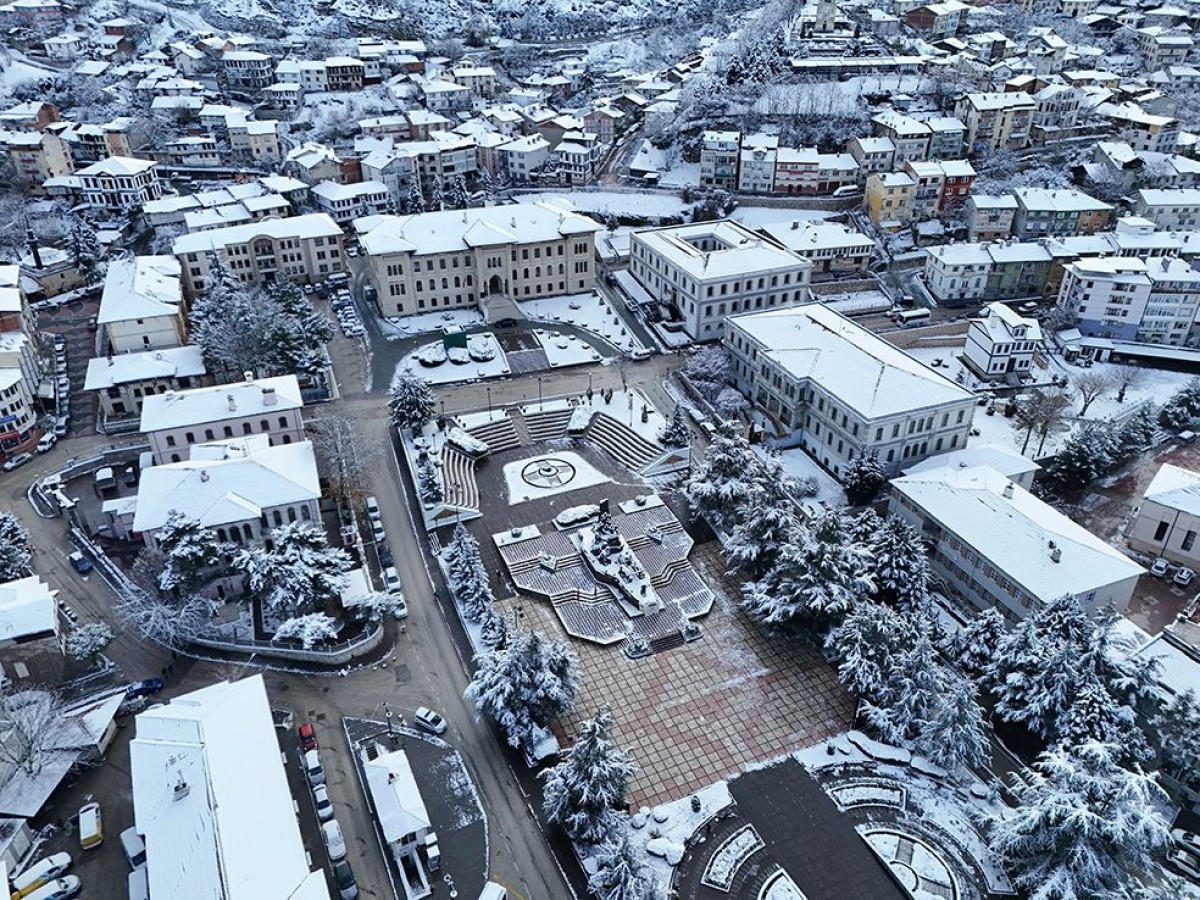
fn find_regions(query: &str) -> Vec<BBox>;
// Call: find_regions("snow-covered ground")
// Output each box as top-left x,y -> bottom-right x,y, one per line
502,451 -> 611,505
514,191 -> 688,221
396,333 -> 510,385
0,57 -> 55,91
519,291 -> 646,353
536,329 -> 604,367
760,446 -> 846,506
380,308 -> 484,338
728,207 -> 837,230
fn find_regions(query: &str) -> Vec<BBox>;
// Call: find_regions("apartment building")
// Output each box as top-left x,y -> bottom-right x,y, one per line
700,130 -> 740,190
1057,256 -> 1152,341
872,111 -> 931,163
901,159 -> 976,217
1013,188 -> 1111,238
450,66 -> 497,99
139,374 -> 305,465
865,172 -> 917,223
359,202 -> 602,318
227,118 -> 281,163
85,345 -> 208,424
1096,102 -> 1181,153
77,156 -> 162,212
757,221 -> 876,274
98,256 -> 186,354
1133,188 -> 1200,228
1129,464 -> 1200,567
848,136 -> 897,177
962,302 -> 1043,380
954,92 -> 1036,154
172,213 -> 345,296
725,305 -> 976,476
737,135 -> 778,193
890,465 -> 1143,621
310,180 -> 390,224
630,220 -> 812,341
2,129 -> 73,190
924,241 -> 1053,305
497,134 -> 551,182
222,50 -> 274,91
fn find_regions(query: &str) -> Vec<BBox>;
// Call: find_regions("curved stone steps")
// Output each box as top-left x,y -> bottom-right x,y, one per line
465,416 -> 522,453
587,414 -> 662,471
440,446 -> 480,510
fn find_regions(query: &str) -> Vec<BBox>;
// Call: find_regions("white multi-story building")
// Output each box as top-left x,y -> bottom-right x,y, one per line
1140,256 -> 1200,346
77,156 -> 162,211
310,180 -> 390,224
1057,256 -> 1152,342
222,49 -> 274,91
629,220 -> 812,341
890,464 -> 1144,621
497,134 -> 550,182
85,345 -> 208,424
173,213 -> 345,296
955,92 -> 1036,154
725,305 -> 976,476
140,373 -> 305,465
872,110 -> 931,163
700,130 -> 740,190
359,202 -> 602,318
756,220 -> 876,275
1133,189 -> 1200,229
1129,463 -> 1200,567
737,135 -> 778,193
962,302 -> 1043,380
97,256 -> 186,354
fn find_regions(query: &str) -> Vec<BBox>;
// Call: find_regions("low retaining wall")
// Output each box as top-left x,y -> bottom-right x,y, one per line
190,620 -> 385,667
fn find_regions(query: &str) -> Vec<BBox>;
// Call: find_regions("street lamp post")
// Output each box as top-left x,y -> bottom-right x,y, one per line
537,377 -> 543,412
486,385 -> 492,416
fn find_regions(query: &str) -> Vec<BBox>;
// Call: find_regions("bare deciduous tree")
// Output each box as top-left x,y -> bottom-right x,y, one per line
1074,370 -> 1116,417
1111,364 -> 1145,404
1014,389 -> 1073,456
307,413 -> 377,506
0,687 -> 68,776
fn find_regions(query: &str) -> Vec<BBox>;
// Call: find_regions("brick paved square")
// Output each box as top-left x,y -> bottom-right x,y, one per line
495,543 -> 855,808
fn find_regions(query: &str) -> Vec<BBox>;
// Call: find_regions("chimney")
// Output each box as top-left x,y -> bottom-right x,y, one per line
262,386 -> 277,406
1050,546 -> 1062,563
243,370 -> 254,382
200,470 -> 209,482
107,355 -> 113,367
227,393 -> 236,412
792,220 -> 800,230
1002,481 -> 1014,498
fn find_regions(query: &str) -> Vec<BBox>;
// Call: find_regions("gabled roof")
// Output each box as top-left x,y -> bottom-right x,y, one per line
84,345 -> 206,391
139,374 -> 302,433
97,256 -> 182,325
77,156 -> 157,177
363,748 -> 430,843
1144,463 -> 1200,515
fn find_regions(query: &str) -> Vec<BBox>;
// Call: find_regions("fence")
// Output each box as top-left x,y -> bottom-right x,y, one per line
28,444 -> 149,518
190,621 -> 385,666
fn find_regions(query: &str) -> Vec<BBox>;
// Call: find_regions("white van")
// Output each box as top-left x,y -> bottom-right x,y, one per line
128,866 -> 149,900
120,826 -> 147,869
78,801 -> 103,850
93,467 -> 116,490
478,884 -> 508,900
303,748 -> 326,786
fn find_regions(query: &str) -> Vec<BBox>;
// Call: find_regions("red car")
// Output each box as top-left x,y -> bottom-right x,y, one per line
298,723 -> 318,752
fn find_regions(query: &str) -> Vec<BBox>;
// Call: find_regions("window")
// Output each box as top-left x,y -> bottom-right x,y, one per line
1154,520 -> 1170,541
166,435 -> 176,447
1184,530 -> 1197,552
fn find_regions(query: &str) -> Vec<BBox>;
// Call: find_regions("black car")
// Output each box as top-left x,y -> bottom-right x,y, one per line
496,317 -> 518,329
332,861 -> 358,899
377,544 -> 394,568
126,678 -> 165,699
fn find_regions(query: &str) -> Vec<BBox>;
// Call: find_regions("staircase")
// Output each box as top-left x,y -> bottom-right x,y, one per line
440,446 -> 480,510
465,414 -> 521,452
648,631 -> 686,654
587,414 -> 662,471
523,407 -> 574,442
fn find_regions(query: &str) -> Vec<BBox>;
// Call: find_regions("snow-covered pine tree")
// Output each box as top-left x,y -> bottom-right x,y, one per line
442,524 -> 495,623
991,624 -> 1082,742
1044,421 -> 1118,493
448,174 -> 470,210
843,452 -> 887,505
1056,679 -> 1148,763
948,607 -> 1008,685
464,629 -> 580,749
1158,377 -> 1200,430
272,612 -> 340,649
155,510 -> 223,596
714,387 -> 748,420
685,429 -> 763,531
862,633 -> 944,745
846,508 -> 882,542
724,493 -> 799,577
235,523 -> 351,617
405,180 -> 426,214
742,510 -> 872,627
915,674 -> 988,771
541,709 -> 636,844
1152,690 -> 1200,793
682,346 -> 729,399
658,406 -> 690,448
388,371 -> 436,430
68,214 -> 103,282
64,622 -> 115,664
479,168 -> 495,199
985,740 -> 1171,900
479,606 -> 507,650
0,512 -> 32,582
1115,406 -> 1157,458
417,454 -> 444,505
865,515 -> 932,609
428,175 -> 445,212
268,279 -> 336,375
826,601 -> 918,702
588,823 -> 656,900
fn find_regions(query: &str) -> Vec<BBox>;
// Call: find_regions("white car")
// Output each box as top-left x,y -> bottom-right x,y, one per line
23,877 -> 81,900
1167,848 -> 1200,880
36,433 -> 57,453
1151,557 -> 1170,577
3,452 -> 32,472
371,521 -> 386,543
383,566 -> 402,594
312,784 -> 334,821
413,706 -> 447,735
1174,566 -> 1195,587
1173,829 -> 1200,858
365,496 -> 381,523
321,820 -> 347,861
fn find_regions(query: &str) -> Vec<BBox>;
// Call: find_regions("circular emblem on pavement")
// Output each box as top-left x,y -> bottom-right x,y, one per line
521,457 -> 577,488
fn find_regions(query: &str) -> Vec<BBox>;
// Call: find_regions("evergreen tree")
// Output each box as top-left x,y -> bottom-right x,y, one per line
949,608 -> 1008,684
0,512 -> 32,582
479,606 -> 507,650
1152,690 -> 1200,793
742,511 -> 872,627
827,602 -> 918,702
864,515 -> 932,609
985,741 -> 1171,900
155,510 -> 223,596
1056,680 -> 1147,763
658,406 -> 690,448
428,175 -> 445,212
443,524 -> 494,624
992,626 -> 1082,742
388,371 -> 436,430
916,675 -> 988,771
405,179 -> 426,214
1158,377 -> 1200,430
235,523 -> 351,617
417,454 -> 444,505
448,174 -> 470,210
862,633 -> 943,746
64,622 -> 115,665
68,214 -> 102,282
685,429 -> 760,532
464,629 -> 580,749
1044,422 -> 1117,493
1115,406 -> 1157,457
843,452 -> 887,505
541,709 -> 636,843
589,823 -> 656,900
479,168 -> 495,199
724,495 -> 799,578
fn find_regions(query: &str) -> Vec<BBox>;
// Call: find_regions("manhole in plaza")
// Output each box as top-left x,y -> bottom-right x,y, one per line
393,664 -> 412,684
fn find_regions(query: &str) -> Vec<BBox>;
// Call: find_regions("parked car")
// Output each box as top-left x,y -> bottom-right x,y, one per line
312,784 -> 334,821
1166,848 -> 1200,880
321,820 -> 347,861
9,853 -> 72,899
52,333 -> 66,350
413,707 -> 447,735
3,452 -> 32,472
383,566 -> 402,594
1174,566 -> 1195,587
1151,557 -> 1170,577
299,722 -> 318,752
304,748 -> 326,786
332,860 -> 359,900
122,465 -> 139,487
365,496 -> 381,522
371,521 -> 386,543
831,184 -> 862,198
1018,301 -> 1040,314
377,544 -> 394,568
119,826 -> 146,869
495,318 -> 518,329
36,433 -> 57,453
393,595 -> 408,620
125,678 -> 164,700
53,418 -> 69,438
1173,829 -> 1200,858
78,802 -> 103,850
23,877 -> 81,900
67,551 -> 93,574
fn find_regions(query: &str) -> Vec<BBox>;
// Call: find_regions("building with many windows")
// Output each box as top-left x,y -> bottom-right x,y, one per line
1128,463 -> 1200,569
962,302 -> 1043,380
77,156 -> 162,212
700,130 -> 740,189
359,202 -> 602,318
725,305 -> 976,476
85,345 -> 208,426
1057,256 -> 1152,341
954,92 -> 1036,154
172,213 -> 344,296
98,256 -> 187,354
890,464 -> 1144,621
630,220 -> 812,341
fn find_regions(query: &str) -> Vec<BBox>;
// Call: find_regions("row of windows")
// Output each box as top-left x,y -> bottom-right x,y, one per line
162,417 -> 293,447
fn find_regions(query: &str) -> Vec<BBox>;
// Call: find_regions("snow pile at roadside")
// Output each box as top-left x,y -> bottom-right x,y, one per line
381,308 -> 483,338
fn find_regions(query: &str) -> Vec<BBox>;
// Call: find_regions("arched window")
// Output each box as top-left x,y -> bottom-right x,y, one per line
441,277 -> 448,289
217,528 -> 227,542
242,422 -> 252,435
416,280 -> 423,292
558,263 -> 564,275
260,419 -> 269,430
278,416 -> 287,428
523,267 -> 529,279
453,276 -> 461,288
301,505 -> 311,521
288,507 -> 297,523
242,524 -> 253,541
465,274 -> 473,286
223,425 -> 233,438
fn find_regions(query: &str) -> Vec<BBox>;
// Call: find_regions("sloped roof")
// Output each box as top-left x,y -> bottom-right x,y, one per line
1144,462 -> 1200,515
97,256 -> 182,325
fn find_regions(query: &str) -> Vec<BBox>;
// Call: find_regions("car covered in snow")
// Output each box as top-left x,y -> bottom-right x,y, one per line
1150,557 -> 1170,577
1174,566 -> 1195,587
312,784 -> 334,821
1173,829 -> 1200,858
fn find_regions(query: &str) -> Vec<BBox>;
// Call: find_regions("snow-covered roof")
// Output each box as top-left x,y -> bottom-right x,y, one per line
139,374 -> 302,433
76,156 -> 157,177
971,301 -> 1043,343
633,220 -> 810,281
903,443 -> 1040,481
360,202 -> 601,257
852,136 -> 896,154
131,676 -> 330,900
1014,187 -> 1110,212
172,213 -> 341,256
0,575 -> 56,642
757,221 -> 875,255
892,464 -> 1144,605
97,256 -> 182,326
312,180 -> 388,202
84,346 -> 206,391
363,748 -> 430,843
1136,187 -> 1200,207
1144,462 -> 1200,515
132,436 -> 319,535
728,305 -> 973,418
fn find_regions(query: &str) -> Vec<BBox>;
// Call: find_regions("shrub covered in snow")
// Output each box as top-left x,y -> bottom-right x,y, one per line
0,512 -> 31,582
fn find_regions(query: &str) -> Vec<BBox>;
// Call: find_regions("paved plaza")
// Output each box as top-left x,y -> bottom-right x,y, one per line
497,541 -> 856,807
